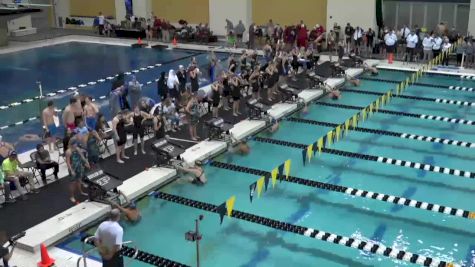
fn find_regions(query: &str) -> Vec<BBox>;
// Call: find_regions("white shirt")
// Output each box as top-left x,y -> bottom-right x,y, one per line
353,28 -> 363,40
94,221 -> 123,252
422,37 -> 434,50
384,33 -> 397,46
406,34 -> 418,48
98,15 -> 105,25
433,37 -> 443,50
400,27 -> 410,39
442,43 -> 452,52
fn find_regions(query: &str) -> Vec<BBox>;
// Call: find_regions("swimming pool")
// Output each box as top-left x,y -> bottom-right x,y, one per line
0,42 -> 227,152
61,69 -> 475,266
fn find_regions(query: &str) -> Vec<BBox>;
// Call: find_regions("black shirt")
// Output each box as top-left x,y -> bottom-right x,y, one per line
345,26 -> 354,36
0,246 -> 8,259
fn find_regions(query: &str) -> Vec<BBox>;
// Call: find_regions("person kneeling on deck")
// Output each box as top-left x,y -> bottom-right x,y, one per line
109,190 -> 141,224
95,209 -> 124,267
173,160 -> 207,185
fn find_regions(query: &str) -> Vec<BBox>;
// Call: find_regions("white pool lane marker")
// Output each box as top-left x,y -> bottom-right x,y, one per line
0,63 -> 162,111
460,75 -> 475,80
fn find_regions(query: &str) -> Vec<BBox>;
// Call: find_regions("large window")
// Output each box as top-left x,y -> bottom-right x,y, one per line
382,0 -> 470,34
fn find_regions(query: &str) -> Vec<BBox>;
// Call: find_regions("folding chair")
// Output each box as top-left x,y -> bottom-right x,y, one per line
30,152 -> 55,184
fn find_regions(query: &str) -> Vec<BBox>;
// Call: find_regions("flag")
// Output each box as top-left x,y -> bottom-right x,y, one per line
271,168 -> 278,188
226,196 -> 236,217
249,182 -> 256,202
264,175 -> 270,191
335,125 -> 341,141
307,144 -> 313,162
317,137 -> 323,155
301,149 -> 306,166
284,159 -> 291,179
344,120 -> 350,135
312,141 -> 318,155
369,103 -> 373,115
381,94 -> 386,106
217,202 -> 227,224
327,131 -> 333,146
375,98 -> 380,112
278,163 -> 285,182
352,114 -> 358,128
256,177 -> 264,197
361,108 -> 367,121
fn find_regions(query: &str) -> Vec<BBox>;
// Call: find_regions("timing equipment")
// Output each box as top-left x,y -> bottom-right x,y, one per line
204,117 -> 233,140
84,169 -> 123,201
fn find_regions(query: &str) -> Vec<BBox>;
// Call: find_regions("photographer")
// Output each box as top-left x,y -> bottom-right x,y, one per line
0,231 -> 17,267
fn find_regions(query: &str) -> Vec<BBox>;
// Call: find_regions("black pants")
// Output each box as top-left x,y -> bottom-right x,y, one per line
38,162 -> 59,182
102,253 -> 124,267
433,49 -> 440,59
457,53 -> 463,65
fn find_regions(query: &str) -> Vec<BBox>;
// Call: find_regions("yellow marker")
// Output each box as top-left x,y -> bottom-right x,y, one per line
307,144 -> 313,162
381,94 -> 386,106
335,125 -> 341,141
256,177 -> 264,198
375,99 -> 380,112
317,137 -> 323,155
327,131 -> 333,146
369,103 -> 373,115
352,114 -> 358,128
284,159 -> 291,179
361,108 -> 367,121
387,91 -> 392,103
271,168 -> 278,188
469,212 -> 475,219
226,196 -> 236,217
344,119 -> 350,135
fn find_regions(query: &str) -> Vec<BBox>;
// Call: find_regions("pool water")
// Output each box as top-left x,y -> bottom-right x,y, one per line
0,42 -> 229,152
62,69 -> 475,266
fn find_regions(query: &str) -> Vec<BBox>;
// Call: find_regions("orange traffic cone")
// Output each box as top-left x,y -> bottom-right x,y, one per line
388,53 -> 394,64
172,37 -> 177,46
138,37 -> 143,45
37,243 -> 55,267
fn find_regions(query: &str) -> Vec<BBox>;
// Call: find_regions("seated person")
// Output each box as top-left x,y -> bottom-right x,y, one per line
96,113 -> 112,140
173,160 -> 207,185
2,151 -> 39,200
35,144 -> 59,184
0,169 -> 14,206
162,98 -> 181,132
110,190 -> 141,223
0,135 -> 14,165
0,231 -> 16,267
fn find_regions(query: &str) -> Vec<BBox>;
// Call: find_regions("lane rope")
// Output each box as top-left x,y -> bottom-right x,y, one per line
82,235 -> 189,266
210,161 -> 475,219
287,117 -> 475,149
314,102 -> 475,126
342,88 -> 475,107
253,137 -> 475,180
154,192 -> 455,267
360,77 -> 475,92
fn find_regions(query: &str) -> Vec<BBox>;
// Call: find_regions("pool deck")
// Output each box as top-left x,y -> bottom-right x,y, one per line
4,35 -> 475,266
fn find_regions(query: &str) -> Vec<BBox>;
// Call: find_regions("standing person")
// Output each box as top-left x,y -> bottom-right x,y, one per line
442,38 -> 452,66
344,23 -> 354,52
366,28 -> 375,55
161,20 -> 170,42
157,72 -> 167,101
128,75 -> 142,110
266,19 -> 275,42
112,111 -> 129,164
248,22 -> 256,49
109,86 -> 123,118
210,82 -> 222,118
177,65 -> 187,94
86,130 -> 101,167
384,30 -> 397,63
230,75 -> 242,117
152,112 -> 165,140
189,66 -> 200,93
296,23 -> 308,48
422,34 -> 434,61
65,140 -> 89,203
456,40 -> 465,66
94,209 -> 124,267
432,34 -> 443,60
235,20 -> 245,46
221,72 -> 231,111
249,67 -> 261,101
162,98 -> 180,131
42,100 -> 59,151
333,22 -> 341,44
208,51 -> 218,83
0,231 -> 16,266
84,96 -> 99,130
146,19 -> 153,44
35,144 -> 59,184
130,106 -> 149,155
405,31 -> 419,62
167,69 -> 180,102
98,12 -> 105,35
2,151 -> 39,200
63,97 -> 82,131
186,95 -> 200,141
353,26 -> 364,55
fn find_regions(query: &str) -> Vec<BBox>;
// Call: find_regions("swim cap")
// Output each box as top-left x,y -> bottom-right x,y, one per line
129,201 -> 137,209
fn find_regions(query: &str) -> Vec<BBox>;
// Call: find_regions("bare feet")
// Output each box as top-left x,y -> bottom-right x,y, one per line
117,159 -> 125,164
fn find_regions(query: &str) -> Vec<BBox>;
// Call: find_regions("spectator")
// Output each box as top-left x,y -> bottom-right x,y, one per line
42,101 -> 58,151
384,30 -> 397,63
0,136 -> 14,164
225,19 -> 234,38
266,19 -> 275,41
84,96 -> 99,130
442,38 -> 452,66
176,65 -> 187,94
0,167 -> 14,206
353,26 -> 364,55
456,40 -> 465,66
157,72 -> 167,100
112,111 -> 129,164
162,98 -> 180,132
189,66 -> 200,93
186,94 -> 200,141
167,69 -> 180,101
94,209 -> 124,267
344,23 -> 354,52
248,22 -> 256,49
366,28 -> 375,55
296,23 -> 308,48
235,20 -> 246,46
333,22 -> 341,43
86,130 -> 102,167
405,30 -> 419,62
2,151 -> 39,200
65,140 -> 89,203
109,86 -> 123,118
128,75 -> 142,110
97,12 -> 105,35
35,144 -> 59,185
422,34 -> 434,61
432,34 -> 443,59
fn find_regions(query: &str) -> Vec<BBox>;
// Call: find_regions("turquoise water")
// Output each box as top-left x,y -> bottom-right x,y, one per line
63,70 -> 475,266
0,42 -> 228,152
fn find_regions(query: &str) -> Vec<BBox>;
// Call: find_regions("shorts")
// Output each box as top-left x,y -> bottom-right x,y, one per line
132,128 -> 145,140
102,253 -> 124,267
345,37 -> 351,44
237,34 -> 243,39
69,168 -> 84,182
117,138 -> 127,147
223,90 -> 230,97
86,117 -> 97,130
355,38 -> 362,46
386,45 -> 395,53
47,124 -> 58,137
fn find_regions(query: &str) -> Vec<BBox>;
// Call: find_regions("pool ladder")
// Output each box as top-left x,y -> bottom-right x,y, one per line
76,236 -> 137,267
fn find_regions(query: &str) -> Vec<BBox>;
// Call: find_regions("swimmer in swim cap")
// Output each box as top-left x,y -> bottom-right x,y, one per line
110,190 -> 142,223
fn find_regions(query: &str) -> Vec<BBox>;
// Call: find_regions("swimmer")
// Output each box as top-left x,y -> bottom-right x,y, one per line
269,120 -> 280,133
174,161 -> 207,185
330,89 -> 342,100
229,139 -> 250,155
363,63 -> 379,76
349,78 -> 360,86
109,190 -> 142,223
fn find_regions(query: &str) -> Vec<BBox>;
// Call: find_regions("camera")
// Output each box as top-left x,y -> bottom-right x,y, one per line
8,231 -> 25,246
